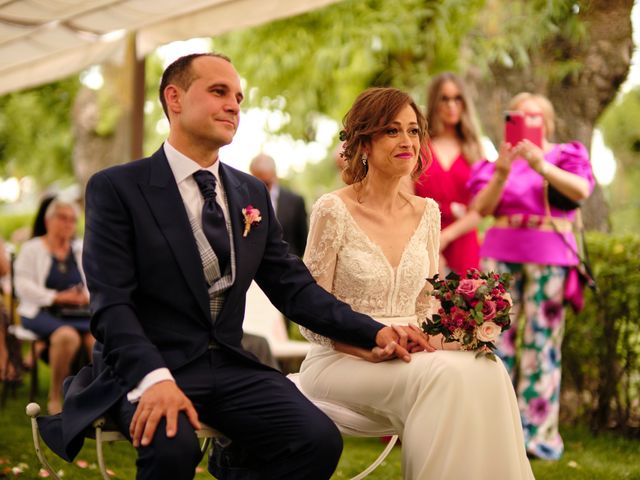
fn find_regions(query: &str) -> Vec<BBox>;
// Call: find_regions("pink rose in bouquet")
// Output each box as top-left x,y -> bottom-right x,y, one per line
422,269 -> 513,360
481,300 -> 497,321
456,278 -> 484,300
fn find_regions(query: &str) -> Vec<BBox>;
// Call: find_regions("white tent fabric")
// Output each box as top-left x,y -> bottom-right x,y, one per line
0,0 -> 340,96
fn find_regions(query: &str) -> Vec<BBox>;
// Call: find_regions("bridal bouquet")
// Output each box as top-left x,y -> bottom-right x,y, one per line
422,269 -> 513,361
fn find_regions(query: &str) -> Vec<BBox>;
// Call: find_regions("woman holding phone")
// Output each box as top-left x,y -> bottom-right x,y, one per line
414,72 -> 483,275
468,92 -> 594,460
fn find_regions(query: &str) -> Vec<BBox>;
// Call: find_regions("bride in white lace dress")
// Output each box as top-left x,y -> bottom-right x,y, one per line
298,88 -> 534,479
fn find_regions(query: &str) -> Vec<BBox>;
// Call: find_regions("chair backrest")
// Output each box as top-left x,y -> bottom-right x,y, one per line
243,282 -> 310,360
243,281 -> 289,344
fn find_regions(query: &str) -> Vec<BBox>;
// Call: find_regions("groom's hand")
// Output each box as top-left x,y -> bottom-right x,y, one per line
130,380 -> 200,448
375,325 -> 433,362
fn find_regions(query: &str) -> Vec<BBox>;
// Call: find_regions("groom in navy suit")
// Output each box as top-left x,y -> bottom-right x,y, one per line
38,53 -> 427,480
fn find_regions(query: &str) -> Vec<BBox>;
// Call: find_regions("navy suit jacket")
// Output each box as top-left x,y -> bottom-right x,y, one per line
39,146 -> 383,461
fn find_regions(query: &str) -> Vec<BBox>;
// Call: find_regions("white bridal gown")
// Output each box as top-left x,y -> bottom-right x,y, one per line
298,193 -> 534,480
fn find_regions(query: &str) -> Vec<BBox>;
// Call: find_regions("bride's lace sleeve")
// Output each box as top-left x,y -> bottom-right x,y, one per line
415,199 -> 441,321
299,194 -> 346,347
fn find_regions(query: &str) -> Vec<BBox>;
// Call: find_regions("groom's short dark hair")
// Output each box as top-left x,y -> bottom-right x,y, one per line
159,52 -> 232,119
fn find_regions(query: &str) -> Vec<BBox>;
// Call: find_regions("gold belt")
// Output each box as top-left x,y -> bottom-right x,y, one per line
494,214 -> 573,232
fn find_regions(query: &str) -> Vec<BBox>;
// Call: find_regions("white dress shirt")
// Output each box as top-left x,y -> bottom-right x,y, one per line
127,141 -> 230,403
270,183 -> 280,215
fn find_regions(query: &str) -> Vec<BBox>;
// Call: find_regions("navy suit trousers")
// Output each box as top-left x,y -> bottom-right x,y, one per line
112,348 -> 342,480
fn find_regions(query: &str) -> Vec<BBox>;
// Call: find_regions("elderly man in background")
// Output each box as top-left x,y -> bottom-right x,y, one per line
249,154 -> 308,257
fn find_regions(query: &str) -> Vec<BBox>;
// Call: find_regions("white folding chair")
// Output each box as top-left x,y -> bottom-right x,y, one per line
26,402 -> 225,480
243,281 -> 310,360
27,385 -> 398,480
26,280 -> 398,479
287,373 -> 399,480
27,398 -> 396,480
6,248 -> 43,402
244,282 -> 399,478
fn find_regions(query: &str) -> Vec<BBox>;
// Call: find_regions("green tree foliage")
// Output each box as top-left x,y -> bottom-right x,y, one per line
214,0 -> 633,230
143,53 -> 169,156
213,0 -> 488,140
563,232 -> 640,433
598,86 -> 640,234
600,87 -> 640,167
212,0 -> 585,141
0,78 -> 80,188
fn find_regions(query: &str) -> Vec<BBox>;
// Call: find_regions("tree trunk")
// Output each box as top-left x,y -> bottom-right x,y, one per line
72,35 -> 140,194
470,0 -> 634,232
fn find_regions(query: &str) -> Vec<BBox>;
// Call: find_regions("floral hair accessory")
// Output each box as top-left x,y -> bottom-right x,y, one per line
338,130 -> 348,142
422,269 -> 513,361
242,205 -> 262,237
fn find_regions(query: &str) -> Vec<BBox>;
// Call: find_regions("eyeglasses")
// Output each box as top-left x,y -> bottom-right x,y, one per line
439,95 -> 463,105
54,213 -> 77,223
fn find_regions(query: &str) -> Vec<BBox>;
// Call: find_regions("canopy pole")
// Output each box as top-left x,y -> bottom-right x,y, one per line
129,33 -> 145,161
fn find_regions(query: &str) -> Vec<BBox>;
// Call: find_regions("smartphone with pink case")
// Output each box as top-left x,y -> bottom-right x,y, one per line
504,111 -> 543,148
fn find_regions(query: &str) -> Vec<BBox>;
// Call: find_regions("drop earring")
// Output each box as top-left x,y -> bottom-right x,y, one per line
361,152 -> 368,167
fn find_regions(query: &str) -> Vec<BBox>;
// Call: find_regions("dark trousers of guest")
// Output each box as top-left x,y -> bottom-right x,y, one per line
113,348 -> 342,480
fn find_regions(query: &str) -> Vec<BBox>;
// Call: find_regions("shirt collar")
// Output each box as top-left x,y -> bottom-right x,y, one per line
163,141 -> 221,184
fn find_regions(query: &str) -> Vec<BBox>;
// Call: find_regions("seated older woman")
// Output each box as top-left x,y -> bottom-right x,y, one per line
14,199 -> 95,414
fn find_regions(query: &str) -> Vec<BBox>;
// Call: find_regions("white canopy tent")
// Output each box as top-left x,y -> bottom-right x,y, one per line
0,0 -> 341,96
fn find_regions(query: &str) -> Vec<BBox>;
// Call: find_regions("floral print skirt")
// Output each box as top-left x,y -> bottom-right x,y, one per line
482,258 -> 567,460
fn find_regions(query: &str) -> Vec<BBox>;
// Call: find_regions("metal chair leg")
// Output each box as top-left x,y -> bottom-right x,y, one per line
93,417 -> 112,480
91,417 -> 220,478
29,341 -> 38,402
350,435 -> 398,480
26,402 -> 61,480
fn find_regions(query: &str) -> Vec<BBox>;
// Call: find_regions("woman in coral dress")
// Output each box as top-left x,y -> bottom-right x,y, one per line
415,72 -> 483,275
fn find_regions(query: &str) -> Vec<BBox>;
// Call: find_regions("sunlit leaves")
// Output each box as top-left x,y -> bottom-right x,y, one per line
0,78 -> 80,188
211,0 -> 584,141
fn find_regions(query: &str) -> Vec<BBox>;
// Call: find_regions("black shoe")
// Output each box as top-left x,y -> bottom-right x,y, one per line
208,438 -> 258,479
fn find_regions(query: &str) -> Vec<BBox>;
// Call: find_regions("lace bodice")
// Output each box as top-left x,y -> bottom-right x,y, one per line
301,193 -> 440,346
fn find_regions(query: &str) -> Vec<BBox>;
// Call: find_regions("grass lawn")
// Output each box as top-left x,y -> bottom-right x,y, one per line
1,366 -> 639,479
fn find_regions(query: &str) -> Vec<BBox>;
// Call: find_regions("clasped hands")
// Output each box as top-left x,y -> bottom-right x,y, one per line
129,325 -> 436,447
54,284 -> 89,305
373,324 -> 435,363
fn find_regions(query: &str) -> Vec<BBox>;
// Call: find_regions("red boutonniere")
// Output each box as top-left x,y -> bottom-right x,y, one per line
242,205 -> 262,237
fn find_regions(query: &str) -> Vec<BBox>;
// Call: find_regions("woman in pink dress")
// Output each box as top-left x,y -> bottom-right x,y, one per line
414,72 -> 483,274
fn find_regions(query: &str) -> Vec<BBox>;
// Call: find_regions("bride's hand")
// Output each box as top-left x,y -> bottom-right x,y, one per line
333,342 -> 396,363
402,324 -> 436,353
375,324 -> 434,362
427,333 -> 461,351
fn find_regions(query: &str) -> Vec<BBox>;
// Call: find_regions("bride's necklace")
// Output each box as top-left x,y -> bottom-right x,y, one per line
46,237 -> 71,275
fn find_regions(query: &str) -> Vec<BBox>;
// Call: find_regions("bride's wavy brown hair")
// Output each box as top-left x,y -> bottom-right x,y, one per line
339,87 -> 431,185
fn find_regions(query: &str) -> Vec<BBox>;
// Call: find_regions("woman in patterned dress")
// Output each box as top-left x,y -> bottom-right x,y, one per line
468,92 -> 594,459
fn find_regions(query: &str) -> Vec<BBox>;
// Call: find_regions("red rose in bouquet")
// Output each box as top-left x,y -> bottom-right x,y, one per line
421,269 -> 513,361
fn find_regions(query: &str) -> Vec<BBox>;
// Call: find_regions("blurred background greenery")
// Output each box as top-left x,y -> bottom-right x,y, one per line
1,0 -> 638,236
0,1 -> 639,476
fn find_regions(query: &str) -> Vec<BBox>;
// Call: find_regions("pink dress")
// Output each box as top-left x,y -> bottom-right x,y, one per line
415,145 -> 480,274
467,142 -> 595,266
